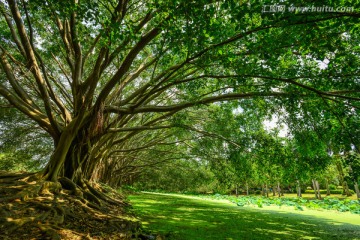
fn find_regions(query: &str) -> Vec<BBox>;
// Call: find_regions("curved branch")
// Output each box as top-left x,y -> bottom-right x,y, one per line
108,125 -> 173,133
106,92 -> 291,114
7,0 -> 60,136
0,4 -> 25,56
0,50 -> 38,109
95,26 -> 161,107
0,84 -> 56,137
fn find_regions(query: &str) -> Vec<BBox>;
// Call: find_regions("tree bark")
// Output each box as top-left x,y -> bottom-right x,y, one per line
336,161 -> 351,196
277,182 -> 281,197
43,127 -> 77,182
326,179 -> 331,196
272,185 -> 276,196
344,181 -> 351,196
42,115 -> 95,184
315,180 -> 322,200
297,180 -> 302,198
312,179 -> 318,199
349,165 -> 359,200
265,183 -> 269,198
354,181 -> 360,200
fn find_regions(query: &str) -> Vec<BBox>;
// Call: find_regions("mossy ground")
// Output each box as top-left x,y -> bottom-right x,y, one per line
129,192 -> 360,240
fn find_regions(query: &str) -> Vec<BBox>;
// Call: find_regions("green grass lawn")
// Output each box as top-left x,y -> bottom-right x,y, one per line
128,192 -> 360,240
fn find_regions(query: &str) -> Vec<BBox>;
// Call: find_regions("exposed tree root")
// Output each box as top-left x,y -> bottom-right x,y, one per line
0,172 -> 140,239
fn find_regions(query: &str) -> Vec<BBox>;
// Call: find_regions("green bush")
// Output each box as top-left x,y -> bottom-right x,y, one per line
330,190 -> 344,194
255,190 -> 262,195
209,194 -> 360,214
120,185 -> 139,193
305,189 -> 351,195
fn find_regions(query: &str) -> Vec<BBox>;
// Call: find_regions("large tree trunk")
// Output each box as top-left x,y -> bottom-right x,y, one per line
43,138 -> 89,184
42,127 -> 78,182
42,112 -> 102,185
63,143 -> 93,186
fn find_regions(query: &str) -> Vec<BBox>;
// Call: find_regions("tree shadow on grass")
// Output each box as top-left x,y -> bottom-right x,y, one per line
130,193 -> 360,240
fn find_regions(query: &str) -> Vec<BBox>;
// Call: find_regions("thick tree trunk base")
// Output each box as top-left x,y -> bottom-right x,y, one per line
0,171 -> 140,239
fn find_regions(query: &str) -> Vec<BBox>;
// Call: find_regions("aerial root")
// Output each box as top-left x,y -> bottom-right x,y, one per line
59,177 -> 115,207
2,200 -> 66,236
0,171 -> 35,183
5,217 -> 36,234
85,181 -> 127,206
0,177 -> 65,237
37,224 -> 62,240
39,181 -> 62,195
0,173 -> 138,239
59,177 -> 103,206
58,177 -> 77,191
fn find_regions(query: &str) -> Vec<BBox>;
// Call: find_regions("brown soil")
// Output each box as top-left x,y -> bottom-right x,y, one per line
0,171 -> 140,239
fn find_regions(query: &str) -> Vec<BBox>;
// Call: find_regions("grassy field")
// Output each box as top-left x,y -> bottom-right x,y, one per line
129,192 -> 360,240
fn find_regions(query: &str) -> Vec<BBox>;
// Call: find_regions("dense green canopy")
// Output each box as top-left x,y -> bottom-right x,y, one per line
0,0 -> 359,187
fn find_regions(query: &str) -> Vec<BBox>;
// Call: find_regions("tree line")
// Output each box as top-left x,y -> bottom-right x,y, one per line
0,0 -> 359,201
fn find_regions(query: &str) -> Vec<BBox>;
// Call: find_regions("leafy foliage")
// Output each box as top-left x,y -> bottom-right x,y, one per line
203,194 -> 360,214
1,0 -> 360,189
0,107 -> 51,171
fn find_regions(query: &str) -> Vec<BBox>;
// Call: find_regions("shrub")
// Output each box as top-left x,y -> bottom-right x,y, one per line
304,189 -> 347,195
331,190 -> 345,194
210,194 -> 360,214
119,185 -> 140,194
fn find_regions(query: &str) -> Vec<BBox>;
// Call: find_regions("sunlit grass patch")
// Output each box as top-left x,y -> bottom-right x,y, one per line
129,192 -> 360,240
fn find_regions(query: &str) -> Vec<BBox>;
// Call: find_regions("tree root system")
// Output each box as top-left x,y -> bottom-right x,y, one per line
0,172 -> 140,239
